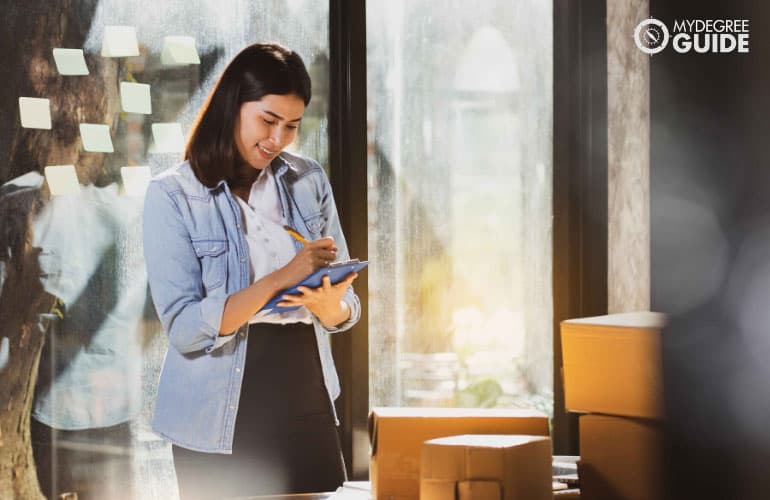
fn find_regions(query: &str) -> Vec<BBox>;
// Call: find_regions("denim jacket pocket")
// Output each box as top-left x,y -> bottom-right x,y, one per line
302,212 -> 327,236
192,239 -> 228,291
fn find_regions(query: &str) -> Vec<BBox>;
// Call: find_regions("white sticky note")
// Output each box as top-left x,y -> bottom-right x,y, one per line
120,166 -> 151,196
19,97 -> 52,129
44,165 -> 81,196
52,48 -> 89,75
120,82 -> 152,114
150,123 -> 185,153
101,26 -> 140,57
79,123 -> 114,152
161,36 -> 200,66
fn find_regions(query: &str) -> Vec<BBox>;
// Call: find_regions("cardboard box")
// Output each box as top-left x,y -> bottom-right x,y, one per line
579,414 -> 664,500
369,407 -> 549,500
420,479 -> 457,500
420,434 -> 552,500
420,479 -> 503,500
458,480 -> 502,499
561,311 -> 667,419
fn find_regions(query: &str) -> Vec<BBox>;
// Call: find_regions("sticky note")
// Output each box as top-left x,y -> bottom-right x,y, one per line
120,166 -> 151,196
150,123 -> 185,153
79,123 -> 114,152
44,165 -> 81,196
101,26 -> 140,57
19,97 -> 52,129
161,36 -> 200,66
120,82 -> 152,114
52,48 -> 89,75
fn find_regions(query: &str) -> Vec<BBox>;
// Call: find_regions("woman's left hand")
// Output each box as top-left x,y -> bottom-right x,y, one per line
277,272 -> 358,328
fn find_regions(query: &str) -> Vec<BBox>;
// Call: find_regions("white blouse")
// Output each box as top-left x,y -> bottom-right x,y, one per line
235,166 -> 312,325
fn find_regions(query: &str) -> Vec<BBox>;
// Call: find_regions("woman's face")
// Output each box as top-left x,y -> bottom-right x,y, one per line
233,93 -> 305,169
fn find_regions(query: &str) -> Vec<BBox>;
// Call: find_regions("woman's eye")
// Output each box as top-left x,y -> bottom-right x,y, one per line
263,118 -> 276,125
286,125 -> 298,130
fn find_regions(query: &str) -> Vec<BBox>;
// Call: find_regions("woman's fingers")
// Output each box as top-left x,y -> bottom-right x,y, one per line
332,272 -> 358,288
316,249 -> 337,261
306,236 -> 337,252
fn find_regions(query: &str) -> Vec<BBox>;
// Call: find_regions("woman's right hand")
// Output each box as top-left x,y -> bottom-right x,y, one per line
279,237 -> 338,286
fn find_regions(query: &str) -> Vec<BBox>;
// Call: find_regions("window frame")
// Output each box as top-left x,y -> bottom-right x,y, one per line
328,0 -> 369,480
552,0 -> 609,454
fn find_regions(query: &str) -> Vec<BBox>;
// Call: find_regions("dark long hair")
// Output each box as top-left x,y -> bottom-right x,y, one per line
184,42 -> 312,188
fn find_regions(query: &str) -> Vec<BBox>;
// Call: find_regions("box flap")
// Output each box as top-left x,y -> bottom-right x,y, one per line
371,407 -> 546,418
562,311 -> 666,328
426,434 -> 549,448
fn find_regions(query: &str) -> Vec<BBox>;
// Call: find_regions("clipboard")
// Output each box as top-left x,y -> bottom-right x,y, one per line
260,259 -> 369,314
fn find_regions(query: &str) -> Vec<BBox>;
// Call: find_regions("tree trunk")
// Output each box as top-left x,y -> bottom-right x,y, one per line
0,202 -> 52,499
1,1 -> 113,497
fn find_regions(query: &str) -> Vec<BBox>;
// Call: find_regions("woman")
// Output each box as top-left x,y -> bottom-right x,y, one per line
142,43 -> 360,499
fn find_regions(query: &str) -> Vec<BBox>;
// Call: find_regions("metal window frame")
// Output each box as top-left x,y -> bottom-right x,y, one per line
328,0 -> 369,480
552,0 -> 609,454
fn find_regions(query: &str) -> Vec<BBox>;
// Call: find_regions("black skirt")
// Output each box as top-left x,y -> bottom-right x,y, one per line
172,322 -> 346,499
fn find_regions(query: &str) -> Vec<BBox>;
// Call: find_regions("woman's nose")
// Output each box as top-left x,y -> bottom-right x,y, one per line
269,126 -> 284,146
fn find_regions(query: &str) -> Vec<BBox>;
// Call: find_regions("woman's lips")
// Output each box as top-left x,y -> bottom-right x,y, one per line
256,144 -> 275,160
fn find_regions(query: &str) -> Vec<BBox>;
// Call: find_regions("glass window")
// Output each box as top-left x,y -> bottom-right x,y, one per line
0,1 -> 328,498
366,0 -> 554,415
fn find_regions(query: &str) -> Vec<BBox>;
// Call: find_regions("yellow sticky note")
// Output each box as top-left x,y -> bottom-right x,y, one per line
52,48 -> 89,75
79,123 -> 114,152
101,26 -> 140,57
150,123 -> 185,153
44,165 -> 81,196
120,82 -> 152,114
161,36 -> 200,66
120,166 -> 152,196
19,97 -> 52,129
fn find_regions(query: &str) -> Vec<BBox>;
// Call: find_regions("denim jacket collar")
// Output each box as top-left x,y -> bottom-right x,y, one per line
204,155 -> 292,193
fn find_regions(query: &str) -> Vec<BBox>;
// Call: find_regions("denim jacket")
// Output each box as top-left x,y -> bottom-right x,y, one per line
142,152 -> 360,453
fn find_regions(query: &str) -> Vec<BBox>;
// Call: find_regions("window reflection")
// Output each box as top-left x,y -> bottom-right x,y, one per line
367,0 -> 553,414
0,1 -> 329,498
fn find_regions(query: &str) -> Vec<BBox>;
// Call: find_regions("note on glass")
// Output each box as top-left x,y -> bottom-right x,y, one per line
44,165 -> 81,196
120,166 -> 152,196
120,82 -> 152,114
79,123 -> 114,153
101,26 -> 140,57
161,36 -> 200,66
18,97 -> 51,129
52,48 -> 89,75
150,123 -> 185,153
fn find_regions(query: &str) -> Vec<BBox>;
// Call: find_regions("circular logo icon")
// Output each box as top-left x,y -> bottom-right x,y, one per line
634,18 -> 669,55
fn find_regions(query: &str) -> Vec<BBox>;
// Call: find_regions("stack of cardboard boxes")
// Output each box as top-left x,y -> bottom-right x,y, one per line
368,407 -> 552,499
561,312 -> 667,500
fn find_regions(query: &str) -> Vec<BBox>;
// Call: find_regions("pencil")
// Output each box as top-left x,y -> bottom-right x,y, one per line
283,225 -> 309,245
